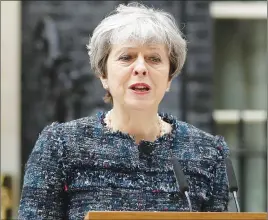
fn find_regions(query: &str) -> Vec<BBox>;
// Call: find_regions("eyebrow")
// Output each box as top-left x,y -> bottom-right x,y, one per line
114,47 -> 162,56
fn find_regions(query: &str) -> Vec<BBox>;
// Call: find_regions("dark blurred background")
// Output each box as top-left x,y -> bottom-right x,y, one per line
1,1 -> 267,218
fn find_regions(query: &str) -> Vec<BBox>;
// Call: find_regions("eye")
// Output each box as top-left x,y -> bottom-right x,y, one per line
118,55 -> 132,61
149,57 -> 161,63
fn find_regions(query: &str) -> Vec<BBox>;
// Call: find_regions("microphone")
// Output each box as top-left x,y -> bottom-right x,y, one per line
138,142 -> 153,156
224,157 -> 240,212
171,157 -> 192,212
138,142 -> 154,165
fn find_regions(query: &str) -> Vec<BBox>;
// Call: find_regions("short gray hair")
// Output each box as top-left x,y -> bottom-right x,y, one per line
87,2 -> 187,79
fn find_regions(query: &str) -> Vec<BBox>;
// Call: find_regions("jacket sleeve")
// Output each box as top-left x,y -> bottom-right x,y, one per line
202,135 -> 230,212
18,123 -> 67,220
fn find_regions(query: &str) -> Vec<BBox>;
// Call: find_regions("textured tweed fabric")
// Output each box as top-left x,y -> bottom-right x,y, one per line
18,111 -> 230,220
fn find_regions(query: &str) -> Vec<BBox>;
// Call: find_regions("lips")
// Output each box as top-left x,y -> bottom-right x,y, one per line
129,83 -> 151,91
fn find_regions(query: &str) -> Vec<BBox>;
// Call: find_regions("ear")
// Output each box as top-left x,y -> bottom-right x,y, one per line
100,77 -> 109,90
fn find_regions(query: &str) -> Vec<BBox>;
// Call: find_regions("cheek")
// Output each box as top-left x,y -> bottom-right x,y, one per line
153,70 -> 170,87
108,67 -> 131,90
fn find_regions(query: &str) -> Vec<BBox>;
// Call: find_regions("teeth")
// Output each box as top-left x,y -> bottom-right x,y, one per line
132,86 -> 149,89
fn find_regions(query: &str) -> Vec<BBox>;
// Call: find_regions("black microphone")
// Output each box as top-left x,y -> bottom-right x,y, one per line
171,157 -> 192,212
138,142 -> 153,156
138,142 -> 154,165
224,157 -> 240,212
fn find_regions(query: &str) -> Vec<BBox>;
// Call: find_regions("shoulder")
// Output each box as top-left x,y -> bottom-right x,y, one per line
177,120 -> 230,159
35,113 -> 103,151
41,112 -> 102,138
161,112 -> 230,159
176,120 -> 215,143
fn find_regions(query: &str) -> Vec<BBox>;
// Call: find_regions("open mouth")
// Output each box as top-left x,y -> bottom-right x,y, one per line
129,83 -> 151,92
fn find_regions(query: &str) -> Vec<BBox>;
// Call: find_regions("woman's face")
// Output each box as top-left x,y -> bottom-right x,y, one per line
101,42 -> 172,110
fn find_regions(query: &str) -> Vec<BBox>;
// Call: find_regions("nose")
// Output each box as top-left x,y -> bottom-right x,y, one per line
132,58 -> 148,76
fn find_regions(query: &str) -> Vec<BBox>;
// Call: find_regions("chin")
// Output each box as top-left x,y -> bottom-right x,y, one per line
125,99 -> 156,111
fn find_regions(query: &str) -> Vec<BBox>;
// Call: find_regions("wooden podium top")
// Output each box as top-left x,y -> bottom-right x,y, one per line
85,211 -> 267,220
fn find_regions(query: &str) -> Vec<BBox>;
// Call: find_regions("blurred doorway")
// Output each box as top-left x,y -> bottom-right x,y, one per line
210,1 -> 267,212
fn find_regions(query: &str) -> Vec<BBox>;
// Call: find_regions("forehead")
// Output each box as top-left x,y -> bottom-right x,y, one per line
111,43 -> 168,54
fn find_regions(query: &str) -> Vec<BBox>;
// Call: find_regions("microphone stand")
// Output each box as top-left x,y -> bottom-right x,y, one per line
232,191 -> 240,212
225,157 -> 241,213
171,157 -> 192,212
184,191 -> 192,212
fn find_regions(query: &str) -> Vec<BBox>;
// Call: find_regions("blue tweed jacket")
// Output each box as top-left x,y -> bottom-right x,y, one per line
18,111 -> 230,220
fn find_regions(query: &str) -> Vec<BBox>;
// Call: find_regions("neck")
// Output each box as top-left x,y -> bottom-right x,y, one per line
108,106 -> 161,143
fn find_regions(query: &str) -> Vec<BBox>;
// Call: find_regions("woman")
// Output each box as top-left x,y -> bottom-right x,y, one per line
18,2 -> 230,219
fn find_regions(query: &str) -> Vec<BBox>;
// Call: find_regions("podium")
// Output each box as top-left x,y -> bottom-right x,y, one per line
84,211 -> 267,220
